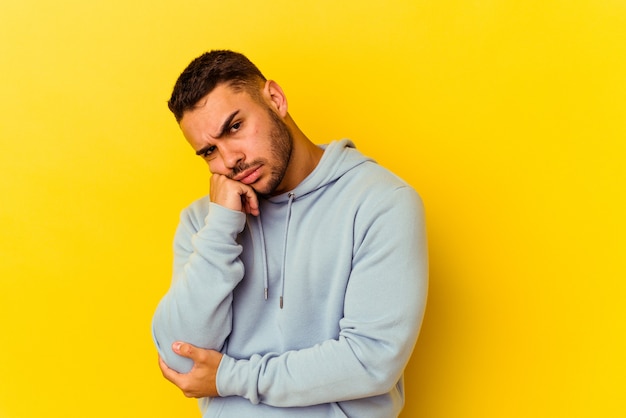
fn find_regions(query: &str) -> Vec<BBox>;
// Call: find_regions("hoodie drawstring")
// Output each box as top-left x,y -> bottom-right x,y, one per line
253,192 -> 295,309
251,216 -> 269,301
279,193 -> 295,309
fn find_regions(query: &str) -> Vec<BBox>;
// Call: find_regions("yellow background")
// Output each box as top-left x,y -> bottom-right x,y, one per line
1,0 -> 624,417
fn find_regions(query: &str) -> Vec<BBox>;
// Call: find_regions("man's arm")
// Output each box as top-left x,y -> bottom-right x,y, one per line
152,174 -> 259,373
161,186 -> 428,406
151,199 -> 246,373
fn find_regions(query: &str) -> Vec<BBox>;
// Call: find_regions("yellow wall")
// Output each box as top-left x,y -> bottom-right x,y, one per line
1,1 -> 624,417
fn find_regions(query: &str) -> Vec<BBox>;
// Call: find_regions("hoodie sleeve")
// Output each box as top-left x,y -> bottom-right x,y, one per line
152,200 -> 247,373
216,186 -> 428,406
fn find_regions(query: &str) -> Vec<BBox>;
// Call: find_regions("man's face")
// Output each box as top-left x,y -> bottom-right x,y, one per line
180,83 -> 293,196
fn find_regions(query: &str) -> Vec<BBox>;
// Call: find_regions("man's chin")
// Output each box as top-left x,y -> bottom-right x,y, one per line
250,183 -> 270,197
254,182 -> 281,198
252,173 -> 284,197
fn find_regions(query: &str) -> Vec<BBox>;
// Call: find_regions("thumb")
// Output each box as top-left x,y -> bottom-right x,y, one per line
172,341 -> 196,359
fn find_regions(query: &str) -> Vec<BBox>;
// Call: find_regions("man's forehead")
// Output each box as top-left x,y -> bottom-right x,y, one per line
182,88 -> 237,125
181,96 -> 244,139
195,83 -> 243,108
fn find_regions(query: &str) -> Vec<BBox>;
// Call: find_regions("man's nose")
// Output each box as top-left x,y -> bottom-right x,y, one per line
222,146 -> 244,169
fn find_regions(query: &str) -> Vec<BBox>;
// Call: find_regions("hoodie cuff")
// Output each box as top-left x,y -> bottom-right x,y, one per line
216,354 -> 263,404
216,354 -> 240,398
200,203 -> 246,239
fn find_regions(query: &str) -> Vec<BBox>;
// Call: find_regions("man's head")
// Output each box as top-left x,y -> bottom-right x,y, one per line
171,50 -> 299,196
168,50 -> 267,123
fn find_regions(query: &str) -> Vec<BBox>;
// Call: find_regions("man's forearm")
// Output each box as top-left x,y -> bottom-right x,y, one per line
152,202 -> 247,373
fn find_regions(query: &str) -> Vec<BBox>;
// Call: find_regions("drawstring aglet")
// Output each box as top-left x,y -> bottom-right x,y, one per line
264,288 -> 268,300
279,296 -> 283,309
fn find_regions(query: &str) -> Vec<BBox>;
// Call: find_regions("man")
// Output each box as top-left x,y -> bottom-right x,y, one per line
152,50 -> 428,417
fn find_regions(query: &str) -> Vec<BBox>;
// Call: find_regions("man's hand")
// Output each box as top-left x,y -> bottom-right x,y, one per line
210,173 -> 260,216
158,342 -> 224,398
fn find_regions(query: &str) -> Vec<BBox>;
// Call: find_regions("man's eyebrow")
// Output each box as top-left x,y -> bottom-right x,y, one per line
195,146 -> 212,156
194,110 -> 240,156
215,110 -> 240,139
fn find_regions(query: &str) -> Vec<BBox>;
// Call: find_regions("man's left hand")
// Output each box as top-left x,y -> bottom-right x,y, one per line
158,342 -> 223,398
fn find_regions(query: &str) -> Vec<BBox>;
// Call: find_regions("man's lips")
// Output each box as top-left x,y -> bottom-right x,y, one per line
233,165 -> 262,185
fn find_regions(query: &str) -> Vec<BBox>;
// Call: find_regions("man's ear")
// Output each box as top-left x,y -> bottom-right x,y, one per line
263,80 -> 288,117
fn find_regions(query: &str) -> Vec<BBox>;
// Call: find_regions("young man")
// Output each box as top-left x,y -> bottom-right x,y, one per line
152,50 -> 428,417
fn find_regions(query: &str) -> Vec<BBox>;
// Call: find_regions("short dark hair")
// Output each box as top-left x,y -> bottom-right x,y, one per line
167,50 -> 267,122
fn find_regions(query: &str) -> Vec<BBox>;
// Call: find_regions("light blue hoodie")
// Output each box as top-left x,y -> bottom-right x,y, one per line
152,139 -> 428,417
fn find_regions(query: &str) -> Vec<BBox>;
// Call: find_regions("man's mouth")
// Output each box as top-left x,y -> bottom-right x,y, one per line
233,165 -> 263,185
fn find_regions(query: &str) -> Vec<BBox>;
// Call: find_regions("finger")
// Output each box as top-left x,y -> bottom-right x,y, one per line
241,188 -> 260,216
158,356 -> 181,384
172,341 -> 211,367
172,341 -> 194,359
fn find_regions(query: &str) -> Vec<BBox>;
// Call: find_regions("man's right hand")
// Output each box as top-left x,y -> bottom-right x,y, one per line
210,174 -> 260,216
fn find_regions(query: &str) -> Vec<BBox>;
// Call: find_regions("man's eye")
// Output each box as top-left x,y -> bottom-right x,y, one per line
230,122 -> 242,132
202,146 -> 217,157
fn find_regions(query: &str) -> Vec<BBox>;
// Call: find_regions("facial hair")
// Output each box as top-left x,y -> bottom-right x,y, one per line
229,107 -> 293,196
261,108 -> 293,196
